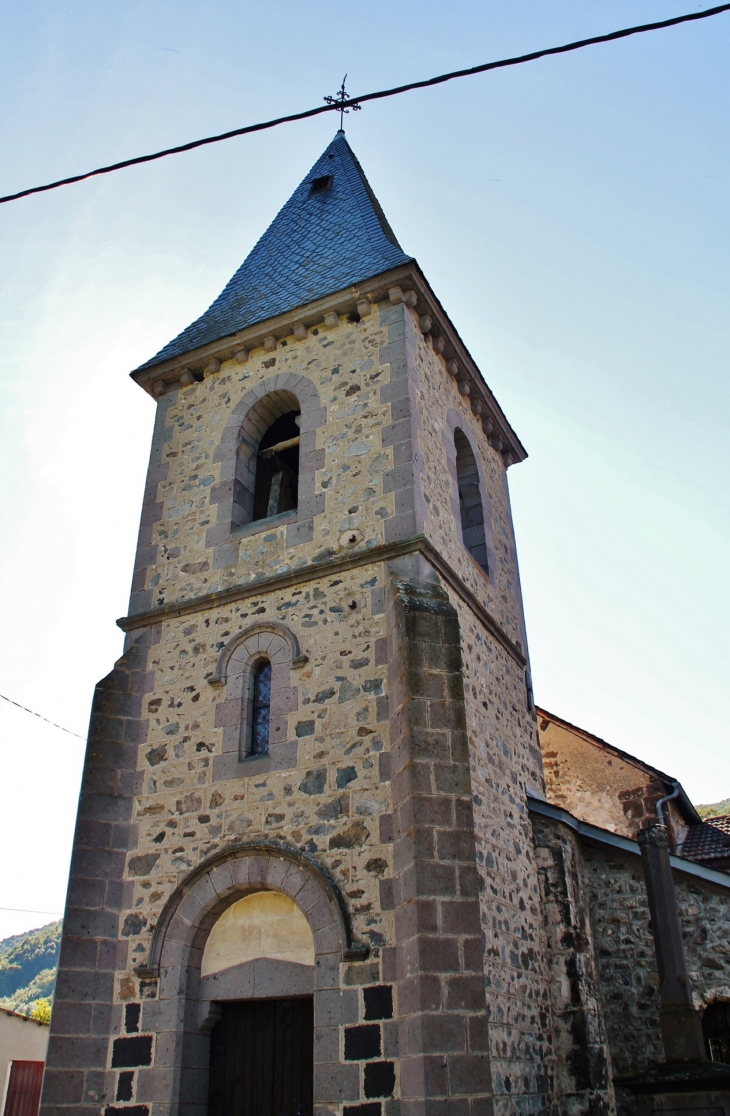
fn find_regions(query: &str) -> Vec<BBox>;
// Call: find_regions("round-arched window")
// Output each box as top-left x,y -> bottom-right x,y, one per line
250,660 -> 272,756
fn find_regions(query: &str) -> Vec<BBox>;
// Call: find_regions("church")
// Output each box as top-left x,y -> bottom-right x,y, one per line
39,133 -> 730,1116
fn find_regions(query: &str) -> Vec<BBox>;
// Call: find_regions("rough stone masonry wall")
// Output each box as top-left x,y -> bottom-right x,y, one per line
531,818 -> 614,1116
406,310 -> 528,653
582,843 -> 730,1081
118,561 -> 400,1115
129,300 -> 418,619
122,560 -> 394,971
536,715 -> 668,842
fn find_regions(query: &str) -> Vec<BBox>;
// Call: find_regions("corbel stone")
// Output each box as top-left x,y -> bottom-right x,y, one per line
432,335 -> 445,355
293,322 -> 308,341
205,358 -> 221,377
418,314 -> 432,334
388,286 -> 416,307
152,380 -> 166,397
481,416 -> 494,436
356,299 -> 372,318
502,449 -> 515,467
323,311 -> 339,329
471,398 -> 483,416
263,335 -> 277,352
489,434 -> 504,452
179,369 -> 196,387
234,348 -> 249,364
457,380 -> 471,396
446,359 -> 459,377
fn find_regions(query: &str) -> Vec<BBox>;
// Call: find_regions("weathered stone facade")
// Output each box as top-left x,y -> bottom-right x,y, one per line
40,133 -> 730,1116
532,813 -> 730,1115
584,843 -> 730,1076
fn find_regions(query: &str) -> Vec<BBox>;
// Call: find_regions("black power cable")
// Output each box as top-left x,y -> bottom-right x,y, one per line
0,691 -> 86,740
1,3 -> 729,206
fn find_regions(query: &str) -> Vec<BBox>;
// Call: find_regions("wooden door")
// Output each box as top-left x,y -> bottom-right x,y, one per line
4,1061 -> 44,1116
208,998 -> 313,1116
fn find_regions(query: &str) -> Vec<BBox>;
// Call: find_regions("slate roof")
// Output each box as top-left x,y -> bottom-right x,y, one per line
679,816 -> 730,866
136,132 -> 413,372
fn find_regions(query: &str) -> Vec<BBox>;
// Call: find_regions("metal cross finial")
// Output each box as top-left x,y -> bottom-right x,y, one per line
324,74 -> 361,132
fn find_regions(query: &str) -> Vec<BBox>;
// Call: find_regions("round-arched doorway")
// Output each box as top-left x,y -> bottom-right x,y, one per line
202,892 -> 315,1116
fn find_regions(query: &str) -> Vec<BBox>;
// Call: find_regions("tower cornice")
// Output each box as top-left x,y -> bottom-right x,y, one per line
131,262 -> 527,467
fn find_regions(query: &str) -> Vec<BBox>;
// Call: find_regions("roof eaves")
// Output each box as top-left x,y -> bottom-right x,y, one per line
528,795 -> 730,887
0,1005 -> 49,1025
132,262 -> 527,466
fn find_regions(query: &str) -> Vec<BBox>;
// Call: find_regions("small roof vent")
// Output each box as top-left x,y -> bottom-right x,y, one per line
309,174 -> 333,194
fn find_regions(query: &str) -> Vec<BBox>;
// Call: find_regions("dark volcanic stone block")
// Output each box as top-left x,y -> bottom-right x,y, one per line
111,1035 -> 153,1068
364,986 -> 394,1021
345,1025 -> 382,1061
364,1062 -> 396,1099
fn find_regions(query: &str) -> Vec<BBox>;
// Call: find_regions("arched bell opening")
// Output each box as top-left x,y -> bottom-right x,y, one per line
252,410 -> 301,522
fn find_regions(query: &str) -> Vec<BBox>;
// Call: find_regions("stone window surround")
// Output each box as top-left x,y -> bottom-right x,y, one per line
134,841 -> 369,1115
442,406 -> 496,585
209,621 -> 307,781
207,372 -> 327,557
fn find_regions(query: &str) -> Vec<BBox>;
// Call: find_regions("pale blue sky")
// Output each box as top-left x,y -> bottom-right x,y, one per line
0,0 -> 728,939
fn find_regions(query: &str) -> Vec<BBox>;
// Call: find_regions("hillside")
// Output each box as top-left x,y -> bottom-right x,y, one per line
0,920 -> 62,1015
697,798 -> 730,820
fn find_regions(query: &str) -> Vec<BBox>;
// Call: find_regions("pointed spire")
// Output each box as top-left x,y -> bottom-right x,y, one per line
137,133 -> 412,370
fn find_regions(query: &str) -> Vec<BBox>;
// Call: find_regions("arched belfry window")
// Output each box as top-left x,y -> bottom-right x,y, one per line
454,429 -> 489,575
253,411 -> 300,522
249,660 -> 272,757
703,1001 -> 730,1062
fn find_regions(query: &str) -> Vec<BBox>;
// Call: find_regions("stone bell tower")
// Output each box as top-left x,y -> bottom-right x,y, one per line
41,133 -> 553,1116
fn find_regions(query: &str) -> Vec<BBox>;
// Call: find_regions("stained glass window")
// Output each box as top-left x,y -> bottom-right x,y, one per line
250,661 -> 272,756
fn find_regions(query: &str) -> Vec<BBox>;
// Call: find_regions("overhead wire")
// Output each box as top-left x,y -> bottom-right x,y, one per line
0,692 -> 86,741
1,3 -> 729,205
0,906 -> 63,916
